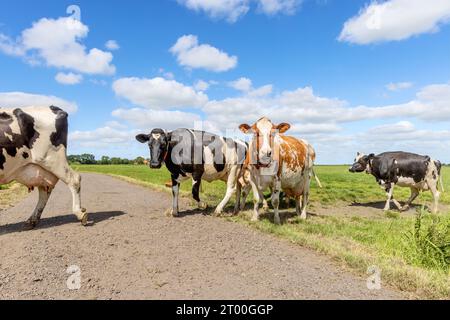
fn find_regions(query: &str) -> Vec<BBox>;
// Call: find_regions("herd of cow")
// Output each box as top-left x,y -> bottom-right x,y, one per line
0,106 -> 445,229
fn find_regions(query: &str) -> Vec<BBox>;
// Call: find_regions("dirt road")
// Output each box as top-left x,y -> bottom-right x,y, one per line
0,173 -> 406,299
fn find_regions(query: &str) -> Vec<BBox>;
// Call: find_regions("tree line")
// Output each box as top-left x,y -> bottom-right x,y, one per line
68,154 -> 148,165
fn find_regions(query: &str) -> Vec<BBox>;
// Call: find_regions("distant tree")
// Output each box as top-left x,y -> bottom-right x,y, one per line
80,153 -> 96,164
110,157 -> 122,165
134,156 -> 145,165
67,155 -> 81,164
100,156 -> 111,165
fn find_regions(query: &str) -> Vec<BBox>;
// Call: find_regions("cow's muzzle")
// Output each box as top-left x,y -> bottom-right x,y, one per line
150,162 -> 162,169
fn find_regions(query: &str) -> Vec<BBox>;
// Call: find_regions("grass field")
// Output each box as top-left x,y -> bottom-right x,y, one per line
73,164 -> 450,299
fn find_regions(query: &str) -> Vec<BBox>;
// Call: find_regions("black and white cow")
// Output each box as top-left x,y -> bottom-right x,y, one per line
136,128 -> 247,216
349,151 -> 443,213
0,106 -> 87,228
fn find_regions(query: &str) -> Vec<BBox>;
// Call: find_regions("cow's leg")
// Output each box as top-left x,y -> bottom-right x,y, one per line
249,178 -> 263,222
45,163 -> 87,225
262,188 -> 272,212
192,174 -> 207,211
214,166 -> 238,215
24,186 -> 53,229
240,184 -> 251,210
295,195 -> 303,219
384,183 -> 401,211
166,174 -> 181,217
233,180 -> 242,215
428,181 -> 440,214
383,184 -> 392,211
272,179 -> 282,225
401,187 -> 419,211
299,178 -> 311,220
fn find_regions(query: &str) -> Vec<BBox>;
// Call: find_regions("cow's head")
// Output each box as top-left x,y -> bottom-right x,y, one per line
239,117 -> 290,167
349,152 -> 374,173
136,128 -> 168,169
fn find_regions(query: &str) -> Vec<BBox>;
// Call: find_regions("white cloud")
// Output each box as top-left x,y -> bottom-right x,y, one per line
178,0 -> 250,23
229,77 -> 273,97
229,77 -> 252,91
105,40 -> 120,50
0,91 -> 78,113
194,80 -> 210,91
177,0 -> 302,22
290,123 -> 342,134
248,84 -> 273,97
112,108 -> 201,130
257,0 -> 300,15
385,81 -> 413,91
0,17 -> 115,75
339,0 -> 450,44
203,82 -> 450,132
105,120 -> 128,130
70,126 -> 133,144
170,34 -> 237,72
158,68 -> 175,80
55,72 -> 83,85
112,77 -> 208,109
90,79 -> 108,86
0,34 -> 25,56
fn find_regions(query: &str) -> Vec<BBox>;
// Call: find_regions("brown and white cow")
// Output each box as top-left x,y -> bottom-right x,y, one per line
239,117 -> 319,224
0,106 -> 87,229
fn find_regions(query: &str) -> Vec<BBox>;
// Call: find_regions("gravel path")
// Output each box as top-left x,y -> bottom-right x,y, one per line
0,173 -> 406,300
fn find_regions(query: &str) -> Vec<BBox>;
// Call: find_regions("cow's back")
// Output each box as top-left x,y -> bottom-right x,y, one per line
167,128 -> 245,183
373,151 -> 431,184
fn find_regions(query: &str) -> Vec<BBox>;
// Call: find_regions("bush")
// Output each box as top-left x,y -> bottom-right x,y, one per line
403,211 -> 450,272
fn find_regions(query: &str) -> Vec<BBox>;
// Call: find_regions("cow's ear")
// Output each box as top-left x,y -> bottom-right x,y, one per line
368,153 -> 375,158
239,124 -> 252,134
136,134 -> 150,143
276,123 -> 291,134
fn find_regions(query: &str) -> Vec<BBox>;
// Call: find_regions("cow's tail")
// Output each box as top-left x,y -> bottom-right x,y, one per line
312,168 -> 322,188
434,160 -> 444,193
439,172 -> 445,193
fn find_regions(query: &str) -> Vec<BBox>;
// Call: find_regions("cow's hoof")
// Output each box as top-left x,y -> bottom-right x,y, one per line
165,208 -> 178,217
198,201 -> 208,210
24,219 -> 38,230
262,205 -> 270,213
77,208 -> 88,226
213,209 -> 222,216
299,214 -> 307,221
400,205 -> 409,212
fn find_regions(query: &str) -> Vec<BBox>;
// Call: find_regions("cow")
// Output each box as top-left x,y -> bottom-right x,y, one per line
136,128 -> 247,217
0,106 -> 87,229
349,151 -> 443,213
238,117 -> 319,224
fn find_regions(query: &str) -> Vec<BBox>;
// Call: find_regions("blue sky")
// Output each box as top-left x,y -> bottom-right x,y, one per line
1,0 -> 449,164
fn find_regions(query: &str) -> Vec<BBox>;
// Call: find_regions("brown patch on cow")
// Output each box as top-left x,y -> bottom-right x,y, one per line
279,136 -> 307,171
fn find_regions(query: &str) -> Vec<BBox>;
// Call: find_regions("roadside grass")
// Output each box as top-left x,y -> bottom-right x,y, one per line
73,164 -> 450,299
0,183 -> 28,210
